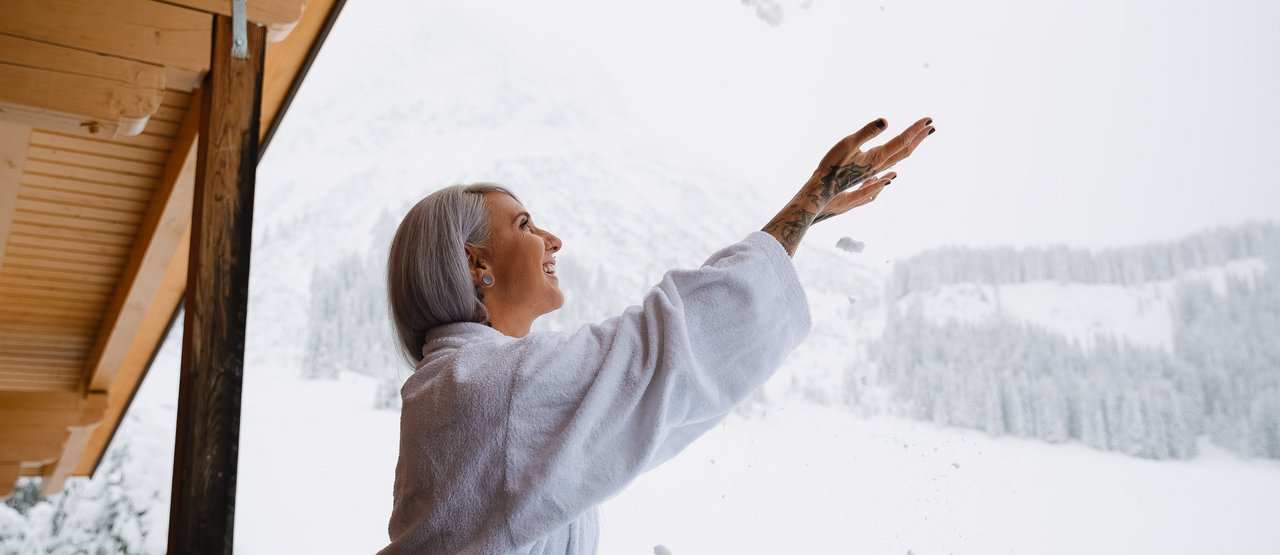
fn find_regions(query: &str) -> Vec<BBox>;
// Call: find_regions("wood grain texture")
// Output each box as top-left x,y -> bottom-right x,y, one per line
0,34 -> 166,137
167,16 -> 263,554
39,421 -> 99,495
76,223 -> 188,475
85,86 -> 199,392
0,122 -> 31,272
154,0 -> 306,35
0,0 -> 210,73
0,391 -> 105,494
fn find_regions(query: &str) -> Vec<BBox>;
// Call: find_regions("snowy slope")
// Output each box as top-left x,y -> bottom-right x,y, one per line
896,256 -> 1270,352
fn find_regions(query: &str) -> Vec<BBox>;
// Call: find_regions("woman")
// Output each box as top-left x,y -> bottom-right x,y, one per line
380,117 -> 935,554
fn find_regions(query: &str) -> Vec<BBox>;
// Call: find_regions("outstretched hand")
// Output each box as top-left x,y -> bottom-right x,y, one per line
762,117 -> 936,255
809,117 -> 934,223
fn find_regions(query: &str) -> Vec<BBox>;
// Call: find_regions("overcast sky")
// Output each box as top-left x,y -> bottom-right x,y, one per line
310,0 -> 1279,260
446,0 -> 1280,259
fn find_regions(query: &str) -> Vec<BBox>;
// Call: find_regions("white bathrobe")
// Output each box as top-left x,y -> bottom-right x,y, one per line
380,230 -> 813,554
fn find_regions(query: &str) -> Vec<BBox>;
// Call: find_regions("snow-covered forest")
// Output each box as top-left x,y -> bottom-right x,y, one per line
886,221 -> 1280,299
298,216 -> 1279,462
876,221 -> 1280,459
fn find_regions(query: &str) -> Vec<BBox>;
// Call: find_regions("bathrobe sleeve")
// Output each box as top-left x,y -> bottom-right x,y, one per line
486,230 -> 812,545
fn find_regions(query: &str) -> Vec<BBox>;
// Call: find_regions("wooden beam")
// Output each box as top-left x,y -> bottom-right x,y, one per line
0,463 -> 17,499
0,391 -> 105,496
0,0 -> 210,92
39,422 -> 100,496
0,122 -> 31,272
67,91 -> 197,476
0,391 -> 96,411
154,0 -> 305,41
0,442 -> 63,463
85,90 -> 199,392
77,223 -> 189,476
0,407 -> 87,425
0,33 -> 166,137
168,16 -> 263,555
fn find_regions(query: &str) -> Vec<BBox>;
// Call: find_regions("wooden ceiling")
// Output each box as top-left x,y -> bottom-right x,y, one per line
0,0 -> 341,498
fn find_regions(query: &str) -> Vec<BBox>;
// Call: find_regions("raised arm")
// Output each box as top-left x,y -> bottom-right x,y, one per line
762,116 -> 936,256
491,232 -> 811,545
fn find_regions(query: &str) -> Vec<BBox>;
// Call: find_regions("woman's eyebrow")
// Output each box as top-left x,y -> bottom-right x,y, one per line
513,211 -> 530,224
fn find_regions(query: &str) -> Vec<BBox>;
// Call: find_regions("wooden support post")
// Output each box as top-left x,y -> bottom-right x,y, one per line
167,14 -> 264,555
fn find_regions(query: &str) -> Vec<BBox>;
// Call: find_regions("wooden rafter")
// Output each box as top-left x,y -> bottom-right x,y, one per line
69,95 -> 201,477
156,0 -> 307,41
85,89 -> 199,393
0,391 -> 105,497
0,0 -> 211,92
0,33 -> 166,137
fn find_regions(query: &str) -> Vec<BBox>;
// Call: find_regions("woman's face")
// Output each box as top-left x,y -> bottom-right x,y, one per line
468,192 -> 564,330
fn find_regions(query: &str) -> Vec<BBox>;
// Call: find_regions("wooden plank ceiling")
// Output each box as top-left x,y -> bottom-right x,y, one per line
0,0 -> 340,497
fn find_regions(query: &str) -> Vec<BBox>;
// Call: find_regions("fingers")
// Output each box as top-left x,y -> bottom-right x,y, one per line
825,172 -> 896,218
843,117 -> 889,151
875,117 -> 936,168
857,173 -> 895,205
872,117 -> 934,167
821,118 -> 889,168
878,123 -> 933,171
857,171 -> 896,190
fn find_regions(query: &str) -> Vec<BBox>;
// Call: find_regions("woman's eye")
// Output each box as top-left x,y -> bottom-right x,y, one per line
520,219 -> 530,229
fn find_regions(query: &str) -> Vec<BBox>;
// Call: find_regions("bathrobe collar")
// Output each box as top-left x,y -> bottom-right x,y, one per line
421,321 -> 509,360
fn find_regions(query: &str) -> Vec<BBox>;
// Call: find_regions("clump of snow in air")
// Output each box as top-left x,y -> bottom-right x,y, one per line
837,237 -> 865,253
740,0 -> 783,26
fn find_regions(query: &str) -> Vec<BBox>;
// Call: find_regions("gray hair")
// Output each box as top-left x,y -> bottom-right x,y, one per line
387,183 -> 520,365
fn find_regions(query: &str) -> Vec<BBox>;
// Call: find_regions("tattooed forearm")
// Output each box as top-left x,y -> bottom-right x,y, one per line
817,161 -> 873,202
762,196 -> 818,256
765,161 -> 869,254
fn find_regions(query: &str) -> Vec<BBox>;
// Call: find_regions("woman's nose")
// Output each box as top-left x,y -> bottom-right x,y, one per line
544,231 -> 562,253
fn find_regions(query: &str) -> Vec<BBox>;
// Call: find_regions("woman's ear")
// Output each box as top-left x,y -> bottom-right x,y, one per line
463,243 -> 489,275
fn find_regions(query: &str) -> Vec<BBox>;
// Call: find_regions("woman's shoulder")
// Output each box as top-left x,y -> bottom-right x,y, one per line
414,322 -> 573,378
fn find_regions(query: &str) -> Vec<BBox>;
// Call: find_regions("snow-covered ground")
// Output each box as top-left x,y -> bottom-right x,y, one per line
605,403 -> 1280,555
227,356 -> 1280,554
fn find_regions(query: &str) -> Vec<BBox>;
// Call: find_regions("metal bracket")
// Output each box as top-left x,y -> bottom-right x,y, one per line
231,0 -> 248,59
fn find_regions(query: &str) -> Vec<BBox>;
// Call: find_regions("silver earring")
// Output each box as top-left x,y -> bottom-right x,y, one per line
481,274 -> 494,286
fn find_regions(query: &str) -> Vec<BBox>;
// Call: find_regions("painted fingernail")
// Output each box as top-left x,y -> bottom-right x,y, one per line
876,119 -> 887,129
928,128 -> 936,135
926,119 -> 933,125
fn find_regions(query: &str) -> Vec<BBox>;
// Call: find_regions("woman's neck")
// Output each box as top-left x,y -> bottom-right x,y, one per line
488,312 -> 532,338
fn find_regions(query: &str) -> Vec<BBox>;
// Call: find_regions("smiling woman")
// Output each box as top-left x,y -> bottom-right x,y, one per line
386,183 -> 565,344
463,193 -> 565,338
377,117 -> 933,554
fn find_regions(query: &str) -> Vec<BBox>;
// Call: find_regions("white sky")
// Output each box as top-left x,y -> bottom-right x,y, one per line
435,0 -> 1280,259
